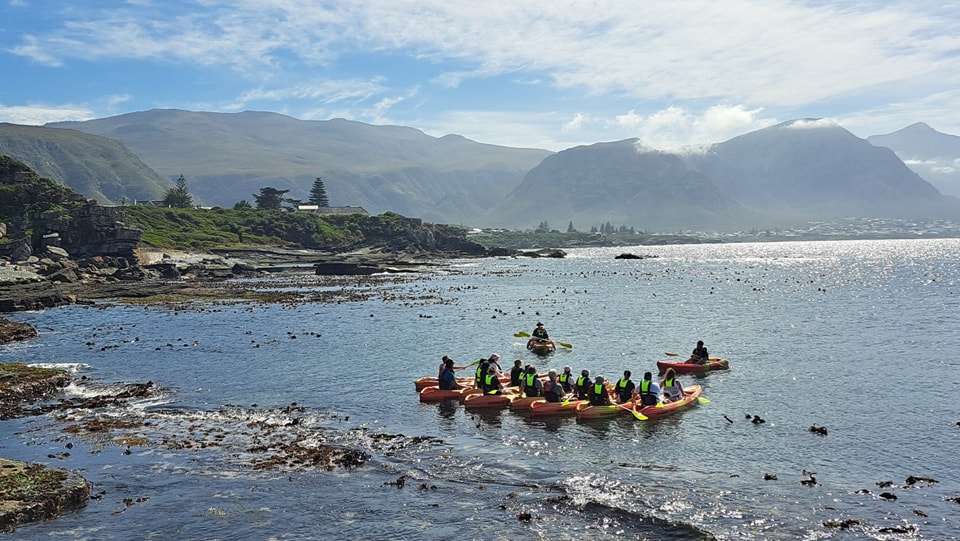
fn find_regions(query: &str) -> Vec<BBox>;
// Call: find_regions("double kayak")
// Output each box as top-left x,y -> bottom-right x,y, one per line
415,374 -> 508,392
529,398 -> 587,417
526,338 -> 556,355
509,396 -> 543,411
633,384 -> 702,418
576,400 -> 627,419
419,386 -> 469,403
463,392 -> 514,409
657,357 -> 729,375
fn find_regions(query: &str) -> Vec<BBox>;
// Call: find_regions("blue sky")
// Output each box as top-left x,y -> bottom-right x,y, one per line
1,0 -> 958,150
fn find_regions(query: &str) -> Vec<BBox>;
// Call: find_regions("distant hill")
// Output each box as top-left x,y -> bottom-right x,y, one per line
50,109 -> 550,224
869,123 -> 960,198
498,140 -> 748,230
0,123 -> 168,203
495,120 -> 956,230
693,119 -> 950,222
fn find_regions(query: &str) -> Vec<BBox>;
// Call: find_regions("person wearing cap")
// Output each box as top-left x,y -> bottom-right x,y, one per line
638,372 -> 661,406
531,322 -> 549,340
558,366 -> 574,393
520,365 -> 542,397
574,369 -> 592,400
509,359 -> 524,387
543,370 -> 565,402
588,375 -> 611,406
614,370 -> 635,404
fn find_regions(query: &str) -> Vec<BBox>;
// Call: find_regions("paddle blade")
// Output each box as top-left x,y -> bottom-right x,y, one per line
515,331 -> 531,338
632,410 -> 648,421
664,352 -> 679,357
697,396 -> 711,405
557,342 -> 573,349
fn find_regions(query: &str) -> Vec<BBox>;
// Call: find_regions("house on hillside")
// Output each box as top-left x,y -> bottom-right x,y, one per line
296,204 -> 368,216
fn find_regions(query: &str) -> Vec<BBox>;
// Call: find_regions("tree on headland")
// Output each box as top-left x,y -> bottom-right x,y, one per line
535,221 -> 550,233
254,187 -> 289,209
162,174 -> 193,208
567,221 -> 576,233
309,177 -> 330,207
233,200 -> 252,210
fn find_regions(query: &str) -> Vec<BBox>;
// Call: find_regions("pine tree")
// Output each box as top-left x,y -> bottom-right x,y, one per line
162,174 -> 193,208
309,177 -> 330,207
535,221 -> 550,233
233,200 -> 252,210
253,187 -> 289,209
590,225 -> 598,233
567,221 -> 576,233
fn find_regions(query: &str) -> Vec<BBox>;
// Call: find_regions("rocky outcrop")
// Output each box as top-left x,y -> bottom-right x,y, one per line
40,202 -> 142,259
519,248 -> 567,258
0,318 -> 37,344
0,459 -> 90,533
614,253 -> 659,260
0,282 -> 73,312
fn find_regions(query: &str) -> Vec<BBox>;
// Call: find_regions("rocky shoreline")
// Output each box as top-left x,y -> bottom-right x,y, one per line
0,458 -> 91,533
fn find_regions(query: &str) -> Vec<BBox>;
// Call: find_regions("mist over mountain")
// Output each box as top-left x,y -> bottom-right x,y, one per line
0,123 -> 168,203
869,123 -> 960,198
496,119 -> 956,230
50,109 -> 550,224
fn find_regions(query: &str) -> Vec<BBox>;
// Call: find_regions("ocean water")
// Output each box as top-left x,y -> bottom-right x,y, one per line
2,239 -> 959,540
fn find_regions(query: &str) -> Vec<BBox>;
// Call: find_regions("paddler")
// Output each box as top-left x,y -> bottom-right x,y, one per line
638,372 -> 661,406
558,366 -> 574,393
575,369 -> 592,400
474,360 -> 489,388
438,358 -> 461,391
614,370 -> 636,404
487,353 -> 504,373
588,375 -> 611,406
509,359 -> 524,387
689,340 -> 709,364
482,364 -> 504,395
520,365 -> 543,397
660,368 -> 683,402
532,322 -> 549,340
543,370 -> 565,403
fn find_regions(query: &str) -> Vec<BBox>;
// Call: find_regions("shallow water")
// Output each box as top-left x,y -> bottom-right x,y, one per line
2,239 -> 960,540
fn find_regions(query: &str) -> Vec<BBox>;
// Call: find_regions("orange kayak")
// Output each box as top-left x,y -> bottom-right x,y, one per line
575,398 -> 624,419
657,358 -> 729,375
418,386 -> 469,403
526,338 -> 556,354
463,392 -> 513,409
632,384 -> 702,418
509,396 -> 543,411
529,398 -> 586,417
415,374 -> 507,392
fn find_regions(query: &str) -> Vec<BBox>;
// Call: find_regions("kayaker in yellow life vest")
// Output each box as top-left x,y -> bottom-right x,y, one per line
474,361 -> 489,388
588,376 -> 611,406
689,341 -> 709,364
532,322 -> 549,340
575,370 -> 592,400
558,366 -> 573,393
482,364 -> 503,395
614,370 -> 636,403
638,372 -> 661,406
520,366 -> 542,397
660,368 -> 683,402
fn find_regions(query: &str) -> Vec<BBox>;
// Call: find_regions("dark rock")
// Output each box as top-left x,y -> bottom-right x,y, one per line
823,518 -> 861,530
0,238 -> 32,262
0,459 -> 90,533
48,269 -> 79,284
315,262 -> 383,276
0,317 -> 38,344
905,475 -> 937,486
114,267 -> 146,281
763,473 -> 777,481
39,202 -> 141,259
876,481 -> 894,488
519,248 -> 566,258
879,492 -> 897,500
486,247 -> 517,257
231,262 -> 258,275
614,253 -> 658,259
809,425 -> 828,435
43,246 -> 70,260
145,263 -> 180,280
517,512 -> 533,522
878,525 -> 913,534
913,509 -> 928,517
0,282 -> 72,312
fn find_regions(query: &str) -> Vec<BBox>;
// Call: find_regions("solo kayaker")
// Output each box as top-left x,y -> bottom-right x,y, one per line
438,358 -> 461,391
509,360 -> 524,387
543,370 -> 564,403
575,370 -> 592,400
588,376 -> 611,406
558,366 -> 574,393
532,322 -> 549,340
660,368 -> 683,402
615,370 -> 635,404
638,372 -> 661,406
689,341 -> 709,364
521,366 -> 543,397
482,364 -> 503,395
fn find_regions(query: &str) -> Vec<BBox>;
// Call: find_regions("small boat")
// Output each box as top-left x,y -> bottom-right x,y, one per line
526,338 -> 556,355
529,398 -> 587,417
418,386 -> 469,403
656,358 -> 729,375
509,396 -> 543,411
463,392 -> 514,410
575,394 -> 625,419
632,384 -> 702,418
415,374 -> 507,392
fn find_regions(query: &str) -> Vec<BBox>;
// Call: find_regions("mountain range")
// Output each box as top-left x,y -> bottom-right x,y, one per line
50,110 -> 550,224
0,109 -> 951,230
0,123 -> 168,203
868,123 -> 960,198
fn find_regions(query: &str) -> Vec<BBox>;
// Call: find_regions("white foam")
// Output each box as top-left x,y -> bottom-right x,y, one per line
27,362 -> 89,374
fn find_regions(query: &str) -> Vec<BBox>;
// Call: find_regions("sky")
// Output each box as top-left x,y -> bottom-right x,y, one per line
0,0 -> 958,151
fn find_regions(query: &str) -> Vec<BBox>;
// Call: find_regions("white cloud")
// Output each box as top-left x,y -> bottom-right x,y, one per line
0,104 -> 94,125
611,104 -> 776,149
229,79 -> 386,110
784,118 -> 838,129
561,112 -> 590,133
105,94 -> 133,108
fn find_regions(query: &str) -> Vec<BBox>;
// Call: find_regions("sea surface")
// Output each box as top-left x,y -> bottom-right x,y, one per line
2,239 -> 959,540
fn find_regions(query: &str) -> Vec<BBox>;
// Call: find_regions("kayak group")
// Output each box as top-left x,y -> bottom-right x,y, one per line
417,326 -> 726,420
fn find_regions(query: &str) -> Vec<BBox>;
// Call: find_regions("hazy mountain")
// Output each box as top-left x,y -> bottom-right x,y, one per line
691,119 -> 952,223
0,123 -> 169,203
498,140 -> 748,230
868,123 -> 960,198
50,109 -> 550,223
